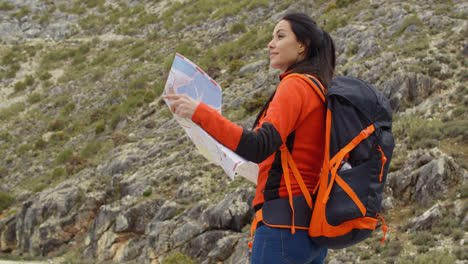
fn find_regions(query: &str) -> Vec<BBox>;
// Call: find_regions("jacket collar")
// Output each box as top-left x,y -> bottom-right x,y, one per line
280,70 -> 293,80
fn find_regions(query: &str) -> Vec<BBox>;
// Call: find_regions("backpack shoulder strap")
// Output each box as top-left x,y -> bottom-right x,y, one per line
282,73 -> 326,103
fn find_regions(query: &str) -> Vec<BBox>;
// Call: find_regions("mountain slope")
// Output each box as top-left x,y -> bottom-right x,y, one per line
0,0 -> 467,263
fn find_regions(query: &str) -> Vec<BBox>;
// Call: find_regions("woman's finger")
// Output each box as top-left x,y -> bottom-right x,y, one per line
163,94 -> 182,100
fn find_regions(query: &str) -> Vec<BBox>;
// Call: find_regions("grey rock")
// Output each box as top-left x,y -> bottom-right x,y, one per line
115,199 -> 162,234
239,60 -> 268,77
388,148 -> 466,206
0,214 -> 17,252
154,200 -> 180,221
205,234 -> 242,263
224,236 -> 251,264
171,219 -> 207,247
146,220 -> 177,254
407,203 -> 443,232
354,40 -> 382,61
183,230 -> 228,260
202,188 -> 255,231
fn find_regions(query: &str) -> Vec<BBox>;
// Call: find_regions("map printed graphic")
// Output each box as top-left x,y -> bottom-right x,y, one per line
163,53 -> 258,183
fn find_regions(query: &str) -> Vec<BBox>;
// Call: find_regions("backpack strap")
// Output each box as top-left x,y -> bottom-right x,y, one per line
277,73 -> 326,235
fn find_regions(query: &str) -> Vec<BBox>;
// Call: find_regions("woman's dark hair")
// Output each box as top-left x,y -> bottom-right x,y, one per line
252,13 -> 336,129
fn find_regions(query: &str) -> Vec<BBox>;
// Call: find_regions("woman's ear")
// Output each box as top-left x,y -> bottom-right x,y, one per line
298,42 -> 306,55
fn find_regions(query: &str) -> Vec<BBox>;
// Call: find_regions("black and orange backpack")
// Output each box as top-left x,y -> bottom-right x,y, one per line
249,73 -> 395,249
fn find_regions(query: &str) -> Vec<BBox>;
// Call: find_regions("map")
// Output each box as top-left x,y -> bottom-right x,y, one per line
163,53 -> 258,184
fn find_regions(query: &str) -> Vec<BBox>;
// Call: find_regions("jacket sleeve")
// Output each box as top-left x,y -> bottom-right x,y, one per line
191,76 -> 322,163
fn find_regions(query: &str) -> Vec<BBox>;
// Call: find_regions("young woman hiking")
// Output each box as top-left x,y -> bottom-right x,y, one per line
164,12 -> 336,264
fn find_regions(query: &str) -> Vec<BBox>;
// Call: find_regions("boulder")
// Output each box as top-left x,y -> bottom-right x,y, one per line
202,188 -> 255,232
0,214 -> 17,252
387,148 -> 467,206
15,186 -> 84,256
407,203 -> 443,233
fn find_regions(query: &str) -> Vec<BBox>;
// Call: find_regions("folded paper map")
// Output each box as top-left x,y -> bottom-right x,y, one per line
163,53 -> 258,184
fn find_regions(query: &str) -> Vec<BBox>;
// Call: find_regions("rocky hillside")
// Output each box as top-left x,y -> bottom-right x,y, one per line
0,0 -> 467,263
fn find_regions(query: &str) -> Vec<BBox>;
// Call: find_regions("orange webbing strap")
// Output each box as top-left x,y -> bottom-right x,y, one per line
248,209 -> 263,251
334,175 -> 366,216
280,145 -> 296,234
303,74 -> 326,103
282,73 -> 326,103
284,149 -> 313,208
376,213 -> 388,246
324,124 -> 376,204
376,146 -> 387,182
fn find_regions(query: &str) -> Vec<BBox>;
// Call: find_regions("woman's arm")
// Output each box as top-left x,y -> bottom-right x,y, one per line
163,76 -> 322,163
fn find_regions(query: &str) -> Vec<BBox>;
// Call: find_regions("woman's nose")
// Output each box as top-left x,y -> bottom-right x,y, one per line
268,39 -> 274,49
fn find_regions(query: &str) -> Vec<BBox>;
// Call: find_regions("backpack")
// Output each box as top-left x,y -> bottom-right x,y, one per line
248,73 -> 395,250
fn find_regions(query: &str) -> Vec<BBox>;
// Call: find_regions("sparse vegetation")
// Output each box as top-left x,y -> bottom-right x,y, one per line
0,0 -> 466,262
0,191 -> 14,213
161,252 -> 197,264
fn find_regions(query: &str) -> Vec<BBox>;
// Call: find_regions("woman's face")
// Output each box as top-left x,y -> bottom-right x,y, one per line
268,20 -> 306,73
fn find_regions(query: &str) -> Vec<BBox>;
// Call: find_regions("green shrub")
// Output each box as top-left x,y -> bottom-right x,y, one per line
346,41 -> 359,56
245,0 -> 268,10
0,131 -> 9,141
112,131 -> 128,146
413,250 -> 456,264
229,22 -> 247,34
52,167 -> 66,180
0,191 -> 14,213
13,81 -> 27,92
28,92 -> 41,104
61,102 -> 76,116
161,252 -> 197,264
25,74 -> 34,86
336,0 -> 350,8
65,154 -> 88,175
397,15 -> 423,36
11,5 -> 30,19
229,60 -> 245,73
153,82 -> 165,96
0,165 -> 7,177
142,190 -> 152,197
48,119 -> 67,131
17,144 -> 31,154
393,116 -> 444,149
0,1 -> 14,11
72,53 -> 86,65
129,76 -> 148,90
457,183 -> 468,198
0,102 -> 25,121
50,132 -> 69,143
91,50 -> 118,67
242,92 -> 267,113
322,10 -> 348,32
56,148 -> 74,164
81,140 -> 102,158
34,139 -> 47,150
442,119 -> 468,140
95,120 -> 105,134
409,231 -> 435,246
325,3 -> 337,13
175,41 -> 200,60
37,71 -> 52,81
454,246 -> 468,260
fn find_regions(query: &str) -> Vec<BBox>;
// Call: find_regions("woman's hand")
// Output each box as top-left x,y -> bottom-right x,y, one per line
162,94 -> 200,120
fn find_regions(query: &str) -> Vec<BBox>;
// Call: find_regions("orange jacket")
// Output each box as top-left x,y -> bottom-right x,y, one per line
192,71 -> 325,209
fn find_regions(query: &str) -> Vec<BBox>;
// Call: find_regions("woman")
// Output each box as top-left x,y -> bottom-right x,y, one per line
164,12 -> 335,264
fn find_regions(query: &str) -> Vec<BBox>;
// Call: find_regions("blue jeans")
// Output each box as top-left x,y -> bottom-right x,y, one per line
251,225 -> 328,264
